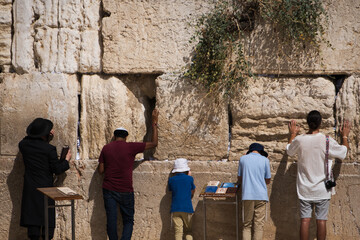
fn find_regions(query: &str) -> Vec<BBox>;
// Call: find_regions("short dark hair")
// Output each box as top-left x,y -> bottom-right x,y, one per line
114,129 -> 128,138
307,110 -> 322,130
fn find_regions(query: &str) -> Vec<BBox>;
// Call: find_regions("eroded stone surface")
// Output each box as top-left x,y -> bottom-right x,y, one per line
3,158 -> 360,239
230,76 -> 336,161
12,0 -> 101,73
1,0 -> 360,239
102,0 -> 214,74
80,74 -> 156,160
155,73 -> 229,161
0,73 -> 78,155
0,2 -> 12,69
336,74 -> 360,162
246,0 -> 360,74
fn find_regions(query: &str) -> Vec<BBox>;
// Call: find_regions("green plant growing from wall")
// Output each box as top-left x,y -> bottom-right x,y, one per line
185,0 -> 329,98
259,0 -> 328,48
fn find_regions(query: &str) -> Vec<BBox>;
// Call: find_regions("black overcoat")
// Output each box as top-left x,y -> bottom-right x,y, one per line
19,136 -> 70,227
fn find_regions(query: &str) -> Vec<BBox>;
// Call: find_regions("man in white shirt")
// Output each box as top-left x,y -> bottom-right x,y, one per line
286,110 -> 350,240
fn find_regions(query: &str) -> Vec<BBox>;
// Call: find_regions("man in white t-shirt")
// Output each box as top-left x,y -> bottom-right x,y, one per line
287,110 -> 350,240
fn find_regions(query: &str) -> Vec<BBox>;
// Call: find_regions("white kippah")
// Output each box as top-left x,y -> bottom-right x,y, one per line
115,127 -> 128,132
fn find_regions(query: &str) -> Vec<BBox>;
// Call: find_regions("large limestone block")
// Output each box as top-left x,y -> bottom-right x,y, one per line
0,3 -> 11,24
327,176 -> 360,238
102,0 -> 214,74
0,156 -> 27,240
12,0 -> 101,73
155,73 -> 228,161
230,77 -> 336,161
80,74 -> 156,160
12,0 -> 35,73
0,2 -> 12,67
247,0 -> 360,74
0,24 -> 11,67
79,30 -> 102,73
336,75 -> 360,162
132,160 -> 240,240
34,27 -> 60,72
32,0 -> 99,28
57,28 -> 81,73
2,156 -> 360,239
0,73 -> 78,155
54,160 -> 105,239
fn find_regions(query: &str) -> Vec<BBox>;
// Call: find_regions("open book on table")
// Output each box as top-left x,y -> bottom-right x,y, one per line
57,187 -> 77,195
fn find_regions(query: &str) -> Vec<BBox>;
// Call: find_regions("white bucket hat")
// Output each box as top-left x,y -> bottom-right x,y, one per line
172,158 -> 190,173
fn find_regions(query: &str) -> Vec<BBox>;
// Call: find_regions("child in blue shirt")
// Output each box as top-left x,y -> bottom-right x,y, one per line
168,158 -> 196,240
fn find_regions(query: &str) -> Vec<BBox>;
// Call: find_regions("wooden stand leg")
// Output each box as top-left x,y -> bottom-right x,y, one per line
203,198 -> 207,240
44,196 -> 49,240
71,200 -> 75,240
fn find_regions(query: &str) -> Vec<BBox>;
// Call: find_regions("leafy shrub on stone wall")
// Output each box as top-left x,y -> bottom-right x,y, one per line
186,0 -> 328,99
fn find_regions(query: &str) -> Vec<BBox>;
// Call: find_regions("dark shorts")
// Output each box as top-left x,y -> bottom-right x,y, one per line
299,199 -> 330,220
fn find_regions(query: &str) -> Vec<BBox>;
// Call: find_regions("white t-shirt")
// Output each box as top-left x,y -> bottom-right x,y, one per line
286,133 -> 347,200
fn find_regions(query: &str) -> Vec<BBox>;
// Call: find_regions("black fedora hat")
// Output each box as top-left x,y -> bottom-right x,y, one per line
26,118 -> 53,138
246,143 -> 268,157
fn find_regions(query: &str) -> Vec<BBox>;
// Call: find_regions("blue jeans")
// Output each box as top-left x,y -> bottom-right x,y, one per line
103,189 -> 135,240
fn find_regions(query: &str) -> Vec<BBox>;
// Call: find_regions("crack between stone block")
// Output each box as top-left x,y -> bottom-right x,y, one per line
329,74 -> 348,135
227,104 -> 233,160
9,0 -> 15,73
98,1 -> 111,74
76,73 -> 82,161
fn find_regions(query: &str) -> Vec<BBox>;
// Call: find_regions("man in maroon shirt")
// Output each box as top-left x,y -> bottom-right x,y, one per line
98,109 -> 158,240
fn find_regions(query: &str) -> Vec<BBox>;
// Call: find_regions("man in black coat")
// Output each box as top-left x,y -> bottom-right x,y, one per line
19,118 -> 72,240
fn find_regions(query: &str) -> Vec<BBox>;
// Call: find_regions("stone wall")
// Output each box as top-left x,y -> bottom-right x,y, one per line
1,0 -> 360,239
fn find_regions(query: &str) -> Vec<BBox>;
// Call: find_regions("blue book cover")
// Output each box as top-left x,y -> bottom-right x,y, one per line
205,186 -> 218,193
221,182 -> 235,188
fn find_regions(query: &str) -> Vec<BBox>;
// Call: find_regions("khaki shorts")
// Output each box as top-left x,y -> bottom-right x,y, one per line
299,199 -> 330,220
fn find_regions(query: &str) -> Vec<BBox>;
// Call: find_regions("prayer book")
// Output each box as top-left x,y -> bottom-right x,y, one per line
215,187 -> 227,194
205,186 -> 218,193
57,187 -> 77,195
207,181 -> 220,186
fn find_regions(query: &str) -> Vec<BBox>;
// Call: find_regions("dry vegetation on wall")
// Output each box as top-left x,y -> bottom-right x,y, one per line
185,0 -> 329,99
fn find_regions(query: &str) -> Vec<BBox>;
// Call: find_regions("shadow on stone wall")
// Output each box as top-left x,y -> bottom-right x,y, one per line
6,153 -> 27,239
270,155 -> 300,239
159,171 -> 172,240
193,198 -> 238,239
270,154 -> 342,239
88,170 -> 107,240
87,161 -> 149,239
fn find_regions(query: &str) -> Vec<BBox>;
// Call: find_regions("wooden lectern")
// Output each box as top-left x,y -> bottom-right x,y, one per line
37,187 -> 83,240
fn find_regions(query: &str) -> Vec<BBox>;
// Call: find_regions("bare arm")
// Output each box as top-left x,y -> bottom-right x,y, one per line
265,178 -> 271,184
98,162 -> 104,174
191,189 -> 195,199
340,120 -> 351,150
145,109 -> 159,150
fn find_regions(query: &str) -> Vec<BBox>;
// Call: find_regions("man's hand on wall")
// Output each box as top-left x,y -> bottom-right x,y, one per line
288,120 -> 300,144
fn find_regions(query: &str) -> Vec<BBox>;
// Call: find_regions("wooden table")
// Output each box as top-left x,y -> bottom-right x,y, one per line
37,187 -> 83,240
199,185 -> 240,240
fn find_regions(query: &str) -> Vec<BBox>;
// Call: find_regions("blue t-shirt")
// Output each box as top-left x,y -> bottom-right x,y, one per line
238,152 -> 271,201
168,173 -> 196,213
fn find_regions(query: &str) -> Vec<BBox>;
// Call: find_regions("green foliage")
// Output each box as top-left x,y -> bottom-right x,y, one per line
185,0 -> 328,98
259,0 -> 328,47
184,1 -> 253,99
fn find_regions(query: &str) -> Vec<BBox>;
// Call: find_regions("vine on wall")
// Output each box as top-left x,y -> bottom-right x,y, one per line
259,0 -> 328,48
185,0 -> 329,99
